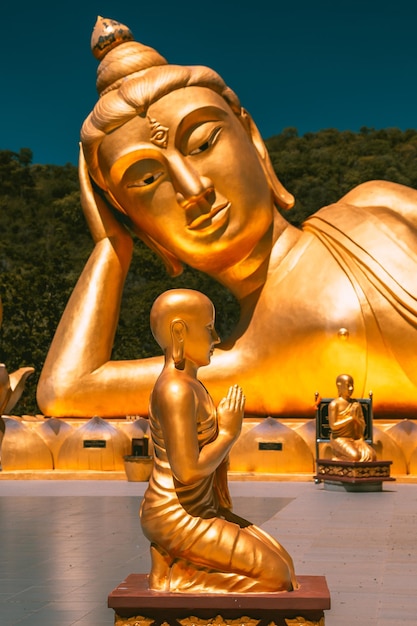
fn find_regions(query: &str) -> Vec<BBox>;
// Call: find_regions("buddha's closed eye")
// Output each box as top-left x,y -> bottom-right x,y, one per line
127,170 -> 164,188
188,126 -> 222,156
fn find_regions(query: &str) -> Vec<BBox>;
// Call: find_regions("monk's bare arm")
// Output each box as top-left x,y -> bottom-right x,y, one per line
328,400 -> 352,430
156,380 -> 244,484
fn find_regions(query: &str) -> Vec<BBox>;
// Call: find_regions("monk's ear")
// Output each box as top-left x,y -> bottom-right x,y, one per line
171,319 -> 185,341
238,108 -> 295,210
170,320 -> 186,367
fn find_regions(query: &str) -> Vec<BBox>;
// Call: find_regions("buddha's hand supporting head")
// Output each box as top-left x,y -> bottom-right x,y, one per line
79,144 -> 133,247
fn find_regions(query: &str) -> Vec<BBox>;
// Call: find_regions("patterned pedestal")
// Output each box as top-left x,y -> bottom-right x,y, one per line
315,459 -> 395,491
108,573 -> 331,626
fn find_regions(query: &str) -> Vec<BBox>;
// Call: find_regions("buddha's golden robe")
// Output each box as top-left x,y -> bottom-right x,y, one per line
305,202 -> 417,372
140,391 -> 296,593
303,202 -> 417,410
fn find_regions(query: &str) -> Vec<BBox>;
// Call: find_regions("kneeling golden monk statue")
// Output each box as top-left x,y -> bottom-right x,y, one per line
329,374 -> 376,462
140,289 -> 297,593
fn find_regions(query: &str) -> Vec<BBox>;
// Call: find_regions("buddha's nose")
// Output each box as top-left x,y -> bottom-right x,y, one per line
169,154 -> 214,209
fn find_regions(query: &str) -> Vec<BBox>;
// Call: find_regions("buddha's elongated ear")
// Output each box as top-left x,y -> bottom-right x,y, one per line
170,319 -> 186,368
239,108 -> 295,210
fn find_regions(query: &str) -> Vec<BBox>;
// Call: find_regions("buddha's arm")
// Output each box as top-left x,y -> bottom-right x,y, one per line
36,151 -> 163,417
36,233 -> 163,416
37,253 -> 162,419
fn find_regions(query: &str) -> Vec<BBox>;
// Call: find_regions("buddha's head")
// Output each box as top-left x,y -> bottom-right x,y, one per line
81,17 -> 294,276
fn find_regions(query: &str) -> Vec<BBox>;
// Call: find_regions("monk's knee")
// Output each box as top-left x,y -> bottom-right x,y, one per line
257,554 -> 295,591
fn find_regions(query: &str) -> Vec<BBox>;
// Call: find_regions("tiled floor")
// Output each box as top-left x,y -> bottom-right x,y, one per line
0,479 -> 416,625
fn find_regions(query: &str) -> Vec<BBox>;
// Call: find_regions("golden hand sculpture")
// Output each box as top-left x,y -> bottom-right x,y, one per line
0,303 -> 35,467
0,364 -> 34,416
37,16 -> 417,419
0,302 -> 35,416
0,362 -> 34,470
328,374 -> 376,462
140,288 -> 297,592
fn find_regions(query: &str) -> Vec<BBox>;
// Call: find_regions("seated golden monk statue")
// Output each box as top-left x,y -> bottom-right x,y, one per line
37,17 -> 417,419
328,374 -> 377,462
140,288 -> 297,592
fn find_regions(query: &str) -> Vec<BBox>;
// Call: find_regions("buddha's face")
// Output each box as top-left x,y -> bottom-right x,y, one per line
97,87 -> 274,274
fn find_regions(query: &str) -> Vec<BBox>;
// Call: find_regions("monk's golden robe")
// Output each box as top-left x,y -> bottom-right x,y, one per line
140,391 -> 296,593
329,400 -> 376,462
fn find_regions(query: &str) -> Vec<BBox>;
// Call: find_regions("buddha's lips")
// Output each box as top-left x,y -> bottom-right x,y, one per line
187,202 -> 230,232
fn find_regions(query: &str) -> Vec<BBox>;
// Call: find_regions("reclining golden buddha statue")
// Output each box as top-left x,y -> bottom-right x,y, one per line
37,16 -> 417,419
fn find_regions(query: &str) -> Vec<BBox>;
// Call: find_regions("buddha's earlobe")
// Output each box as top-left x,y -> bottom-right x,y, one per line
171,320 -> 185,368
239,108 -> 295,210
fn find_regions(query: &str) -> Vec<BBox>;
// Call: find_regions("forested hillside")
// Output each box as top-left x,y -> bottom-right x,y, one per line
1,126 -> 417,414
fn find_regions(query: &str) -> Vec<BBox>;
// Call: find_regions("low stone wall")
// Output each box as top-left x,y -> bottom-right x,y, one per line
1,414 -> 417,477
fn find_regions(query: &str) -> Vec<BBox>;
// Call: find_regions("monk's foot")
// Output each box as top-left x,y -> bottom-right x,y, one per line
149,544 -> 171,591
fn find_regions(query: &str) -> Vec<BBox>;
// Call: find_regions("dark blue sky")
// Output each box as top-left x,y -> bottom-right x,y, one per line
3,0 -> 417,165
